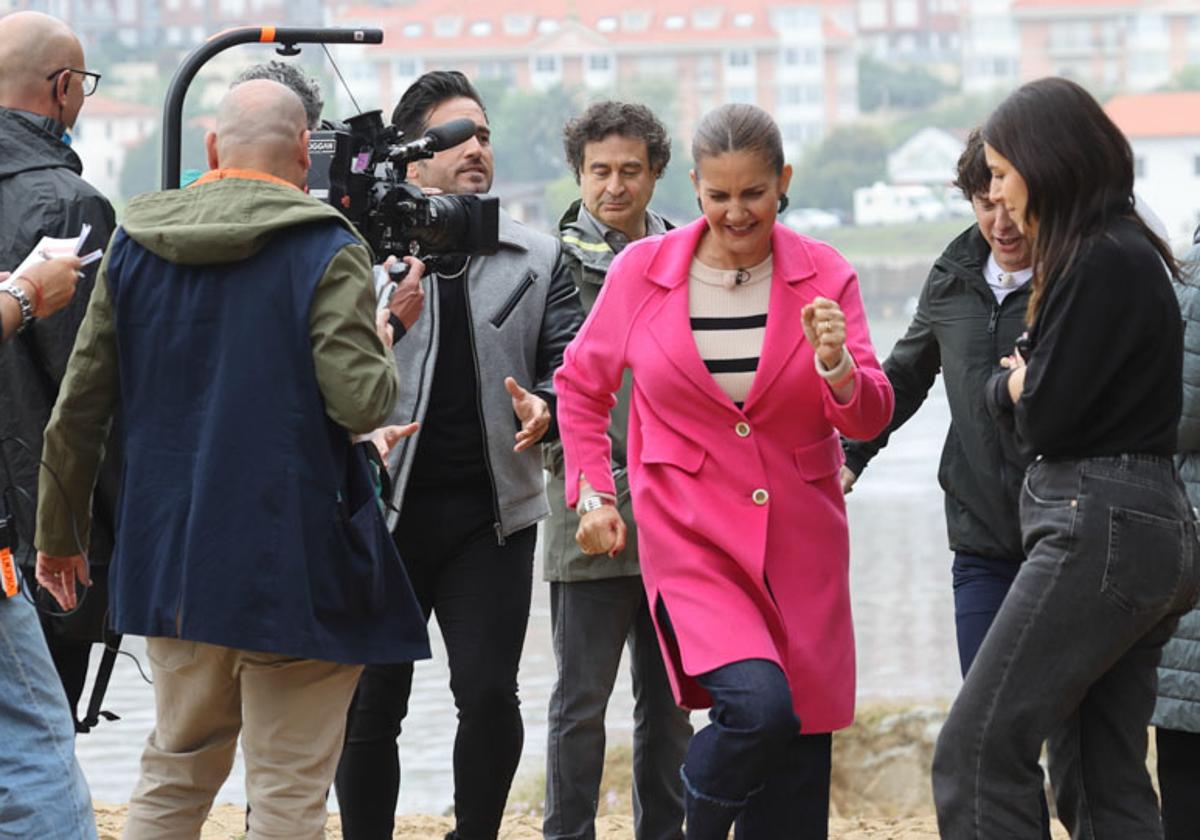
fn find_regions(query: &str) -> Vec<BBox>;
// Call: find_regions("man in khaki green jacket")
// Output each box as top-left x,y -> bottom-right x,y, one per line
543,101 -> 692,840
34,80 -> 428,839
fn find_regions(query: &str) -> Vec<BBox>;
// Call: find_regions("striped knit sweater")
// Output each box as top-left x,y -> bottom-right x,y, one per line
689,255 -> 773,407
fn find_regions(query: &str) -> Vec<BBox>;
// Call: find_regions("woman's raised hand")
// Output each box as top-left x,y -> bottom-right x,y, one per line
801,296 -> 848,370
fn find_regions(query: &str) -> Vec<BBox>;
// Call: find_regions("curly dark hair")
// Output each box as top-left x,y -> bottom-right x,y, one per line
953,128 -> 990,202
562,101 -> 671,184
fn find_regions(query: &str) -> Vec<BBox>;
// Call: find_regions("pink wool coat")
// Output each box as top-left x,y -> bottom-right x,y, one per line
554,217 -> 894,732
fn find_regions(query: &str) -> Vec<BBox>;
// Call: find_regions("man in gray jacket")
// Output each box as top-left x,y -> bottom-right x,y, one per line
542,101 -> 692,840
334,71 -> 584,840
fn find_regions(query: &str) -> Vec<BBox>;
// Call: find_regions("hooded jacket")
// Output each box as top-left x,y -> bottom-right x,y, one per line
1154,236 -> 1200,733
35,174 -> 429,665
0,107 -> 118,570
843,225 -> 1031,561
542,199 -> 672,581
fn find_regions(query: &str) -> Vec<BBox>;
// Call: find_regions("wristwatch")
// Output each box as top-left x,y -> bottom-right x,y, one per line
0,280 -> 34,334
577,495 -> 609,515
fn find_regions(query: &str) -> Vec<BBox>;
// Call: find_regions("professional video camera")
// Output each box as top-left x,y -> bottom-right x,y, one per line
307,110 -> 500,265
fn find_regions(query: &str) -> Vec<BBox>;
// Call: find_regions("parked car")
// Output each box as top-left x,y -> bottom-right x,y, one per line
784,207 -> 843,231
853,182 -> 948,226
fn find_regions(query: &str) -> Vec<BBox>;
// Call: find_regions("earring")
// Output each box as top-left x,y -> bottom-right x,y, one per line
778,195 -> 789,214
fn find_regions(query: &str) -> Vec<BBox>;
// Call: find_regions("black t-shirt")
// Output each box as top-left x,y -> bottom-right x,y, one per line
989,215 -> 1181,458
407,259 -> 492,490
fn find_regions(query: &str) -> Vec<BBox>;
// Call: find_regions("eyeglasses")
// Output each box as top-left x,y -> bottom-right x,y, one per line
45,67 -> 101,97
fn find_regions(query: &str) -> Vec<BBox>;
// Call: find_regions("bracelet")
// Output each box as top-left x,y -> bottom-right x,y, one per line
0,280 -> 35,333
14,275 -> 42,316
577,495 -> 611,515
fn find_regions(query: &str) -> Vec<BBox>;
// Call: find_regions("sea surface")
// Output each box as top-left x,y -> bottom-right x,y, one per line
76,318 -> 963,814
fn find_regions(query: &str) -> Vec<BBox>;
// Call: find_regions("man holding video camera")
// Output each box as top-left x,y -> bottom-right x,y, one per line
334,70 -> 584,840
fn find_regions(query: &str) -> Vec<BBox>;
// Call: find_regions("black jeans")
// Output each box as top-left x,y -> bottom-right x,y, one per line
334,484 -> 536,840
934,455 -> 1199,839
1156,727 -> 1200,840
543,578 -> 691,840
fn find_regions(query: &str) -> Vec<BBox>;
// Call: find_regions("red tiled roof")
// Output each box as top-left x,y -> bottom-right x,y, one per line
80,94 -> 157,118
1012,0 -> 1138,9
333,0 -> 851,52
1105,91 -> 1200,138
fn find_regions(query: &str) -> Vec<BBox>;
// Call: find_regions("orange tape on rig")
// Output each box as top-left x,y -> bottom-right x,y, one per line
260,26 -> 276,43
0,547 -> 18,599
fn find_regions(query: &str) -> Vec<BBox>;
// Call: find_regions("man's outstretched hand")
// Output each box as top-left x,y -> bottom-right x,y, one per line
506,377 -> 550,452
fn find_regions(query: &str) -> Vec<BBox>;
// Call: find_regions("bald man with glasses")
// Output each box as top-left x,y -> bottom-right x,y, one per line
0,10 -> 118,735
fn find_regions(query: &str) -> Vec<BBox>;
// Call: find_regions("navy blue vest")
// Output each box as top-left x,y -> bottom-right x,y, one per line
104,220 -> 428,665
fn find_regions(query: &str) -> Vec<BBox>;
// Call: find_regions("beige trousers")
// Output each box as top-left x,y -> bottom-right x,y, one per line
122,637 -> 362,840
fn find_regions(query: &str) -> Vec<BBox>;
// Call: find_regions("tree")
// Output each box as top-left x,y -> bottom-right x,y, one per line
859,56 -> 955,113
790,126 -> 890,215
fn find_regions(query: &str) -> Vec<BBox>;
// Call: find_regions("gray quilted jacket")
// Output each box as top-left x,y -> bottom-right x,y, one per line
1153,237 -> 1200,732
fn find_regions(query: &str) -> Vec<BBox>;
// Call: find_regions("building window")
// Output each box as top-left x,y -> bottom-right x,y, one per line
533,55 -> 560,74
733,12 -> 755,28
434,17 -> 462,37
1194,155 -> 1200,177
394,58 -> 420,78
587,53 -> 612,72
403,23 -> 424,38
537,18 -> 561,35
596,16 -> 618,33
781,46 -> 820,67
637,56 -> 677,76
773,7 -> 819,30
696,55 -> 717,85
894,0 -> 919,28
692,8 -> 722,29
727,49 -> 753,68
664,15 -> 686,30
727,86 -> 756,104
469,21 -> 492,37
622,11 -> 651,31
504,14 -> 532,34
859,0 -> 886,29
1135,157 -> 1146,178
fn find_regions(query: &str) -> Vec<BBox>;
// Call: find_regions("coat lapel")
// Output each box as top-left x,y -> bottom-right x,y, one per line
644,218 -> 737,412
742,226 -> 820,412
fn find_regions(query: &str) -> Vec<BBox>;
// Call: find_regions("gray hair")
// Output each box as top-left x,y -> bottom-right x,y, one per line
233,60 -> 323,130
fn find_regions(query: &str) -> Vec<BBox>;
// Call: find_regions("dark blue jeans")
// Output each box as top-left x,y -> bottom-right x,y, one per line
934,455 -> 1200,839
682,658 -> 831,840
952,552 -> 1022,678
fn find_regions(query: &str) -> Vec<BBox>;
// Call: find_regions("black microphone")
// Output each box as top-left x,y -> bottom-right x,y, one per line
391,118 -> 478,160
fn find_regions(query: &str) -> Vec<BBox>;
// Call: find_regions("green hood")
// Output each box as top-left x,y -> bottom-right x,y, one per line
121,177 -> 364,265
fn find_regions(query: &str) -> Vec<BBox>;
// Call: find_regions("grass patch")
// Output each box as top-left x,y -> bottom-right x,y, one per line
812,219 -> 971,260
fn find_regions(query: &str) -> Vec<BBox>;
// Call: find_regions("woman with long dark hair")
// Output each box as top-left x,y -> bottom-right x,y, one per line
932,76 -> 1200,838
554,104 -> 894,837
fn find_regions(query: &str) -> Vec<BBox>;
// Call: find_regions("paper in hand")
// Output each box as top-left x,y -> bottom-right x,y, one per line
11,224 -> 94,277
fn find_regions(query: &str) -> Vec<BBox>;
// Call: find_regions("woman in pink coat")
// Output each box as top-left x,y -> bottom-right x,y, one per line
554,104 -> 894,838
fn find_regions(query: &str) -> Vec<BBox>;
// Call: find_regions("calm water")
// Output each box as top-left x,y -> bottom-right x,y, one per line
74,319 -> 963,814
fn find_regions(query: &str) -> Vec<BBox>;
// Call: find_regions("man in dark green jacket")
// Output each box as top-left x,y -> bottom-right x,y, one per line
543,101 -> 692,840
842,129 -> 1034,679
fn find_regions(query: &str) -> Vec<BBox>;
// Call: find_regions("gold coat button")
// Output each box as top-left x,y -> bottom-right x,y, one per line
735,422 -> 751,438
752,488 -> 769,505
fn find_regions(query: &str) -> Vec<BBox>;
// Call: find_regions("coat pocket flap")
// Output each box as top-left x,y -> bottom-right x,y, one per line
793,434 -> 843,481
640,425 -> 706,474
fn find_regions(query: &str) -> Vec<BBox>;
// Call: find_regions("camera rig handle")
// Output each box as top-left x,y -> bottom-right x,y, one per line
161,25 -> 383,190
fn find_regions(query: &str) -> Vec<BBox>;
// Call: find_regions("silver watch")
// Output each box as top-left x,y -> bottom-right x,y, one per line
0,280 -> 34,333
577,495 -> 609,515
